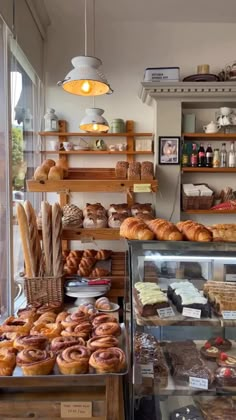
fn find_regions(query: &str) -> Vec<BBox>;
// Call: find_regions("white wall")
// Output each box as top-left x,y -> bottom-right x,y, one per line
45,18 -> 236,245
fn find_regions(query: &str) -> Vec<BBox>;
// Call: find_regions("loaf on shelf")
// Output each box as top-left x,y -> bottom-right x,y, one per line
141,161 -> 154,180
208,223 -> 236,242
115,161 -> 129,179
127,162 -> 141,180
177,220 -> 213,242
131,203 -> 154,216
146,218 -> 183,241
120,217 -> 155,240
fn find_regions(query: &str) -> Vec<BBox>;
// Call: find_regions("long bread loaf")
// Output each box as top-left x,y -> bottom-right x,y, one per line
146,218 -> 183,241
41,201 -> 53,275
52,203 -> 63,277
16,203 -> 35,277
24,200 -> 42,276
177,220 -> 212,242
120,217 -> 155,240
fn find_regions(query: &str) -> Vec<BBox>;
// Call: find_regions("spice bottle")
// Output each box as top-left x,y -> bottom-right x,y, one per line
213,148 -> 220,168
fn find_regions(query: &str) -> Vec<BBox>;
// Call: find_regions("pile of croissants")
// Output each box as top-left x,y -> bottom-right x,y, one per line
120,217 -> 214,242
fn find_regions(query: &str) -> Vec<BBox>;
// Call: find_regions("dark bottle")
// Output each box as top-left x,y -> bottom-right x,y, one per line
181,142 -> 189,167
205,143 -> 213,167
198,143 -> 206,167
190,143 -> 198,167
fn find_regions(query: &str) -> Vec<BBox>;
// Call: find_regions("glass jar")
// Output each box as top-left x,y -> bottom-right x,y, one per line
110,118 -> 125,133
213,148 -> 220,168
44,108 -> 59,132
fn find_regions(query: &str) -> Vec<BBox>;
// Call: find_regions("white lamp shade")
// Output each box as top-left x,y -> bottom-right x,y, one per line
80,108 -> 109,132
59,56 -> 111,96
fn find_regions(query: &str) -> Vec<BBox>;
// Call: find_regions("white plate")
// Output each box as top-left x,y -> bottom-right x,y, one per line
66,291 -> 105,298
98,302 -> 120,312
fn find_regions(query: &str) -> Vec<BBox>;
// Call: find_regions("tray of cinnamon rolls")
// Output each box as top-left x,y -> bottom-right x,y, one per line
0,301 -> 127,381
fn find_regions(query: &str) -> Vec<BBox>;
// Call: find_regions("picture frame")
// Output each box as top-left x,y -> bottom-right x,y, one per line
158,136 -> 180,165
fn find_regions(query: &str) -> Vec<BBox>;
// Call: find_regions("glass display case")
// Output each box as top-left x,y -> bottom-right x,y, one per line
126,240 -> 236,420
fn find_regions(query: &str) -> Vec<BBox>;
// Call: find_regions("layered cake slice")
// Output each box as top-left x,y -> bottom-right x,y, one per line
134,282 -> 169,316
168,281 -> 211,317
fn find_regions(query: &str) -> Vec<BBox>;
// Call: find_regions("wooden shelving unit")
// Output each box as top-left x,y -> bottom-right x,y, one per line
41,150 -> 153,155
183,132 -> 236,139
183,209 -> 236,214
182,167 -> 236,173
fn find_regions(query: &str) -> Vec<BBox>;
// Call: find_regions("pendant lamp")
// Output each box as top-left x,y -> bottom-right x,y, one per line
57,0 -> 112,96
80,108 -> 109,132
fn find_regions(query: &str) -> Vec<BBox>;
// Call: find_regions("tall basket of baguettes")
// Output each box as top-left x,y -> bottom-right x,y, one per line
16,201 -> 64,305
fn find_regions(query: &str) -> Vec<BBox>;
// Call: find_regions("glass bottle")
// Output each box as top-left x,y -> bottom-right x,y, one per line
213,148 -> 220,168
190,143 -> 198,167
205,144 -> 213,167
229,141 -> 236,167
198,143 -> 206,167
181,142 -> 189,167
220,143 -> 227,167
44,108 -> 59,132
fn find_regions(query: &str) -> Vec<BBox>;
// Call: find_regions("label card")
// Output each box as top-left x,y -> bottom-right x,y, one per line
157,307 -> 175,318
141,363 -> 154,378
189,377 -> 208,390
80,236 -> 94,243
133,184 -> 151,193
226,274 -> 236,282
61,402 -> 92,418
222,311 -> 236,320
182,307 -> 201,319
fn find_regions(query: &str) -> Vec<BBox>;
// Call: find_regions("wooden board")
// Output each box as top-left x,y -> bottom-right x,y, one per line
39,227 -> 121,241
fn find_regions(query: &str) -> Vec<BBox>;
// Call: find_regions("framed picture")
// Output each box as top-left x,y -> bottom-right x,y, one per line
158,136 -> 180,165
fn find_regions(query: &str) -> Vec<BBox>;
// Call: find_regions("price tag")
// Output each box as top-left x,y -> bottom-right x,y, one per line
80,236 -> 94,243
222,311 -> 236,320
157,307 -> 175,318
182,307 -> 201,319
141,363 -> 154,378
61,402 -> 92,418
133,184 -> 151,193
189,377 -> 208,390
226,274 -> 236,282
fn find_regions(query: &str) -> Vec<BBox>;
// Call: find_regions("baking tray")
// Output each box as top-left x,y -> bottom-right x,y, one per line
0,324 -> 128,388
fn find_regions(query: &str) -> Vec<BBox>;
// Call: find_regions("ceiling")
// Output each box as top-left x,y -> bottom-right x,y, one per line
42,0 -> 236,24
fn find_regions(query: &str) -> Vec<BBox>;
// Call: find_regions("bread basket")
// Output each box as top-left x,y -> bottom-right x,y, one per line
24,275 -> 64,305
182,183 -> 214,210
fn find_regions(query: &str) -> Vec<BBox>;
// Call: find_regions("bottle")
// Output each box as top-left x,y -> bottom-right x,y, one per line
220,143 -> 227,167
190,143 -> 198,167
205,144 -> 213,167
213,149 -> 220,168
198,143 -> 206,167
181,143 -> 189,167
44,108 -> 59,132
229,141 -> 236,167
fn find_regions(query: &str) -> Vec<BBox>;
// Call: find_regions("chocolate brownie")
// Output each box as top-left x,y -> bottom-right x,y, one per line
134,287 -> 170,317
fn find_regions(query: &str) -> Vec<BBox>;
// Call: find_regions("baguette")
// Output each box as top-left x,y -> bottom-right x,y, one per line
52,203 -> 63,277
146,218 -> 183,241
24,200 -> 42,276
16,203 -> 35,277
177,220 -> 212,242
41,201 -> 53,275
120,217 -> 155,240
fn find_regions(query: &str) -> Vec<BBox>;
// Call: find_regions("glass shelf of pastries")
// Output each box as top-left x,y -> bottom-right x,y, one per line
125,239 -> 236,420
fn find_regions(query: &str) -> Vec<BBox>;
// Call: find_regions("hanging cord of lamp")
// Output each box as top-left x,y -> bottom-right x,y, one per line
57,0 -> 113,96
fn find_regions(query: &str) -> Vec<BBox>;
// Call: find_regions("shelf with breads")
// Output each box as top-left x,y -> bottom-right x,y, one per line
41,150 -> 153,155
183,209 -> 236,214
134,333 -> 236,397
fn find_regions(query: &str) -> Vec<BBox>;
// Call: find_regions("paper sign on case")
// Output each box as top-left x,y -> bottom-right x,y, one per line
189,376 -> 208,390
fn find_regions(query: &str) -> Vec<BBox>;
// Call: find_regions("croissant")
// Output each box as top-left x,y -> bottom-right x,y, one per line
177,220 -> 213,242
146,218 -> 183,241
120,217 -> 155,240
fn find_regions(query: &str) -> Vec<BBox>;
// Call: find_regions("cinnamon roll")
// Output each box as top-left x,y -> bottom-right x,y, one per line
89,347 -> 126,373
61,321 -> 92,339
17,308 -> 39,322
61,311 -> 89,328
16,349 -> 56,375
0,348 -> 16,376
0,317 -> 32,334
37,301 -> 63,315
93,322 -> 121,337
57,345 -> 91,374
87,335 -> 119,352
34,312 -> 57,325
92,314 -> 118,328
51,336 -> 85,353
55,311 -> 70,323
30,323 -> 62,341
13,335 -> 48,352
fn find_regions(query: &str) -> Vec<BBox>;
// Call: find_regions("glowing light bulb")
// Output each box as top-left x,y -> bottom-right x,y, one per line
92,123 -> 99,131
81,80 -> 92,93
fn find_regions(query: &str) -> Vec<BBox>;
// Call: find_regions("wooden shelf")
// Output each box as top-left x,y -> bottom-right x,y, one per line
182,167 -> 236,173
39,131 -> 153,138
27,178 -> 158,193
183,209 -> 236,214
183,132 -> 236,139
39,227 -> 121,241
41,150 -> 153,155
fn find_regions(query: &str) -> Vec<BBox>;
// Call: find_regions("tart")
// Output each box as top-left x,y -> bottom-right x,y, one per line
215,367 -> 236,387
200,342 -> 221,360
208,336 -> 232,351
217,352 -> 236,368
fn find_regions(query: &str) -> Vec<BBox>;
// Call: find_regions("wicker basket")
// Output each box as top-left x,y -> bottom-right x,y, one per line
24,275 -> 64,305
182,184 -> 214,210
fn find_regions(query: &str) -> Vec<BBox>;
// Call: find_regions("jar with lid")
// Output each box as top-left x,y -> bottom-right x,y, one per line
44,108 -> 59,132
213,148 -> 220,168
110,118 -> 125,133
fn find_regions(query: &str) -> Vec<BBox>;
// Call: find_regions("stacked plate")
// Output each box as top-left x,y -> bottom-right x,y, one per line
65,277 -> 111,298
